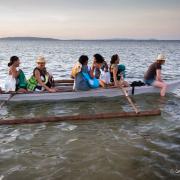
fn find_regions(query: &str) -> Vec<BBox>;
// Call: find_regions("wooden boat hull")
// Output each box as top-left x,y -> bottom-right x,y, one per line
0,80 -> 179,102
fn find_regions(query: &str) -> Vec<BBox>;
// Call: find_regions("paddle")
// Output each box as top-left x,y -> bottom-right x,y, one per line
0,93 -> 15,108
119,85 -> 140,114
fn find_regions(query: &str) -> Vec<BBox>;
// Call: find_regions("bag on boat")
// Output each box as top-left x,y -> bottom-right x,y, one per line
27,76 -> 38,91
130,80 -> 145,95
71,62 -> 82,78
82,72 -> 99,88
130,81 -> 145,87
100,69 -> 111,84
118,64 -> 126,78
4,76 -> 16,92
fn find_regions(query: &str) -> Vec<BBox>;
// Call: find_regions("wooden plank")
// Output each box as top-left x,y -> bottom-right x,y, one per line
55,83 -> 73,86
0,110 -> 161,125
54,79 -> 74,83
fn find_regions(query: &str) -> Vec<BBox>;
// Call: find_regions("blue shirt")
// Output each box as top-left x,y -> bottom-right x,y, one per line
74,65 -> 91,91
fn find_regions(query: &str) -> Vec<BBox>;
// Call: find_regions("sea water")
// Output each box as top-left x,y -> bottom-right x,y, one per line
0,40 -> 180,180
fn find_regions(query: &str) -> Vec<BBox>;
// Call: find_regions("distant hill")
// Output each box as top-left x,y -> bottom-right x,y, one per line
0,37 -> 61,41
0,37 -> 178,41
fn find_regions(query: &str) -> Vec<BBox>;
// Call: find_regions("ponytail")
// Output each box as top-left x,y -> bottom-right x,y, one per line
110,54 -> 119,65
8,56 -> 19,67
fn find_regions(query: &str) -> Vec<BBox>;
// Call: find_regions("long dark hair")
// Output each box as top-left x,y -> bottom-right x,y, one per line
110,54 -> 119,65
8,56 -> 19,67
93,54 -> 104,64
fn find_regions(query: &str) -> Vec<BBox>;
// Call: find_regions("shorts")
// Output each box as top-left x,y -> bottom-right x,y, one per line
144,79 -> 155,86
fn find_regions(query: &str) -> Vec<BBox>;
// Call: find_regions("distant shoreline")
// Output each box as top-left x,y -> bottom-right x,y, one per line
0,37 -> 179,41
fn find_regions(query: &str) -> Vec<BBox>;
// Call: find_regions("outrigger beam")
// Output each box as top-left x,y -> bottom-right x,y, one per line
0,110 -> 161,125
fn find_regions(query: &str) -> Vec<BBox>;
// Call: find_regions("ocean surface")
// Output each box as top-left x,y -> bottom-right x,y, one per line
0,40 -> 180,180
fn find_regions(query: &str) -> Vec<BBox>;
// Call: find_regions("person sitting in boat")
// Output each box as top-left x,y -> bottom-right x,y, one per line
93,54 -> 110,87
144,54 -> 167,96
72,55 -> 99,91
110,54 -> 128,87
27,56 -> 56,93
5,56 -> 27,93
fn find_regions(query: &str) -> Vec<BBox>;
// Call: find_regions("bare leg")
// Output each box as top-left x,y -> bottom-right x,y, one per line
118,80 -> 128,87
17,88 -> 28,93
153,81 -> 167,96
99,80 -> 106,88
122,80 -> 129,87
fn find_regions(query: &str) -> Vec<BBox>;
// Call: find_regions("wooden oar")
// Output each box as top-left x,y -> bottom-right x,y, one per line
0,110 -> 161,125
0,93 -> 15,108
119,86 -> 140,114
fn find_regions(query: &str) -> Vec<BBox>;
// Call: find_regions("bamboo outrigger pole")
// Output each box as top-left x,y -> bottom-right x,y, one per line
0,110 -> 161,125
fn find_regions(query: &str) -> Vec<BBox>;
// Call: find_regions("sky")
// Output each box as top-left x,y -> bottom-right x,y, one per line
0,0 -> 180,40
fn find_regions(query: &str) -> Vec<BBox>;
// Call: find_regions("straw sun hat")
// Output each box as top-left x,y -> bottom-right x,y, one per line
36,56 -> 46,63
156,54 -> 166,61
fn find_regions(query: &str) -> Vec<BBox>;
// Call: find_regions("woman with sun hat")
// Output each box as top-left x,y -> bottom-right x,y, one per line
27,56 -> 56,92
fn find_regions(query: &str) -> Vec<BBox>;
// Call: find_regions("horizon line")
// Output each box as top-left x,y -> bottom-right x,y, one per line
0,36 -> 180,41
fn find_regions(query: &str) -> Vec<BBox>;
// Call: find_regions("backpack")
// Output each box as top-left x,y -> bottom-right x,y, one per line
130,81 -> 145,95
71,62 -> 82,78
130,81 -> 145,87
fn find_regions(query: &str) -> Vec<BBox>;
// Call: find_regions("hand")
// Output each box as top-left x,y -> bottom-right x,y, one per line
92,59 -> 97,68
48,88 -> 56,93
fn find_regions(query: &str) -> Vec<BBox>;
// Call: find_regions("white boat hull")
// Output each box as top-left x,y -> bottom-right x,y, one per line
0,80 -> 180,102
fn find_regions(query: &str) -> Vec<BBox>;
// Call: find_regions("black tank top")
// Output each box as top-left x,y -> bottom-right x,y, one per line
110,64 -> 121,82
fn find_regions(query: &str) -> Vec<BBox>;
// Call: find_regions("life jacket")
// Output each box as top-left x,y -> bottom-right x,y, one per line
27,76 -> 38,91
27,68 -> 50,91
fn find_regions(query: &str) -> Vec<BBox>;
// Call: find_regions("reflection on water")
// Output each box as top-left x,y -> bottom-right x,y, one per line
0,40 -> 180,179
0,94 -> 180,180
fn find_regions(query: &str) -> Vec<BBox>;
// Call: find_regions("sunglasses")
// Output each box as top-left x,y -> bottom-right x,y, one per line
37,62 -> 45,64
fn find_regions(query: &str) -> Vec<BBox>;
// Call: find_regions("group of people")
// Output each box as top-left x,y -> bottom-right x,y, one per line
4,56 -> 56,93
71,54 -> 128,91
0,53 -> 167,96
71,53 -> 167,96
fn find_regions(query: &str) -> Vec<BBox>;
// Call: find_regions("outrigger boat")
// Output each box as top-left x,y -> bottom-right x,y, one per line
0,79 -> 180,102
0,79 -> 179,125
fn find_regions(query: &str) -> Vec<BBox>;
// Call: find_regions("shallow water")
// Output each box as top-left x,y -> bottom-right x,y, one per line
0,40 -> 180,180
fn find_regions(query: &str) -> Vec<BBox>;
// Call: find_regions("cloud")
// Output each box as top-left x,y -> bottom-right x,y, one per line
0,0 -> 180,39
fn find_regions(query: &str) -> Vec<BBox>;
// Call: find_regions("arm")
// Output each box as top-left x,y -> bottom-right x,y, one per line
90,61 -> 95,78
34,70 -> 55,92
113,66 -> 119,86
10,66 -> 20,78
